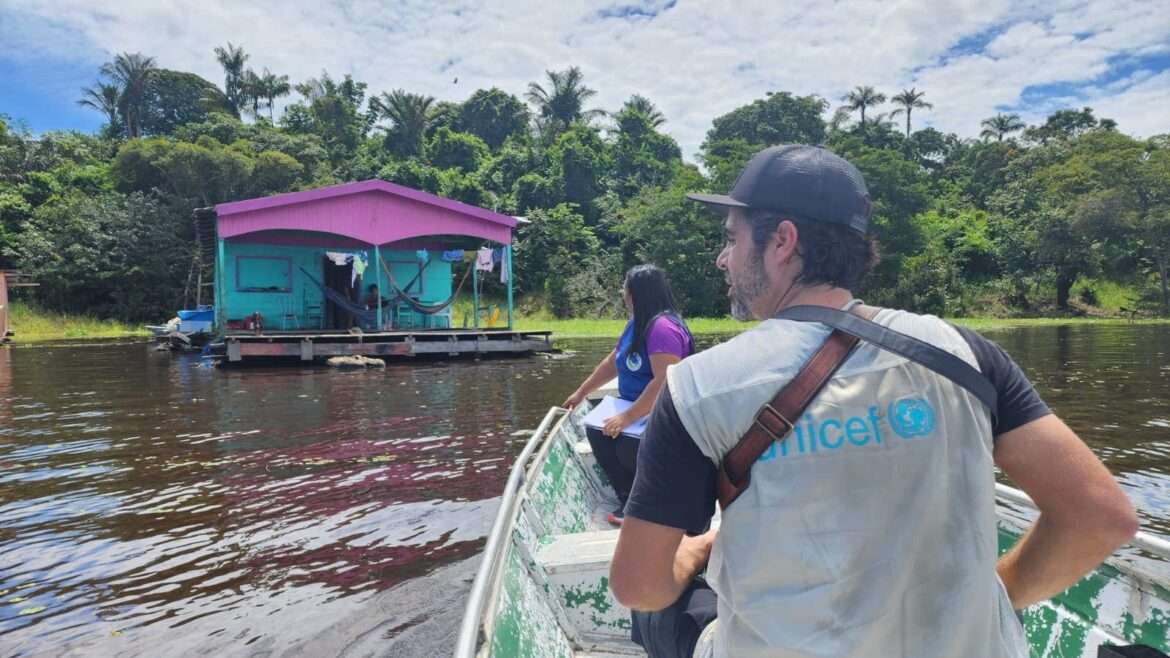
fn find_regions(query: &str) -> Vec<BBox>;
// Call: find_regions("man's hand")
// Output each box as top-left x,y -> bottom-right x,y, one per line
994,415 -> 1138,608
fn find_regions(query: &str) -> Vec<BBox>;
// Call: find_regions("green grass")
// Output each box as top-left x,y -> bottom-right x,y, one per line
5,302 -> 149,343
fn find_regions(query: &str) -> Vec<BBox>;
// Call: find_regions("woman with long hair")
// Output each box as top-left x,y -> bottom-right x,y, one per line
563,265 -> 695,525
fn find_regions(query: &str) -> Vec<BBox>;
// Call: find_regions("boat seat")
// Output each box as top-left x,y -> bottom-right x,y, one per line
534,529 -> 630,647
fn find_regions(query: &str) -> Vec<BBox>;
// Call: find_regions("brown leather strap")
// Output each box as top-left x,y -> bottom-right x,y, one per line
716,306 -> 874,509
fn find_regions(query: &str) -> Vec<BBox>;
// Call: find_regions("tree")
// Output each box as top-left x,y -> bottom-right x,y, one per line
100,52 -> 158,138
240,69 -> 264,118
548,125 -> 610,223
456,88 -> 530,150
77,82 -> 122,136
889,88 -> 932,137
620,95 -> 666,127
525,66 -> 604,137
611,108 -> 681,199
256,68 -> 291,121
283,72 -> 369,166
700,92 -> 828,190
370,89 -> 435,157
214,42 -> 249,115
841,86 -> 886,128
980,113 -> 1025,142
512,203 -> 600,309
615,169 -> 727,316
428,127 -> 489,172
139,70 -> 234,136
1024,107 -> 1111,144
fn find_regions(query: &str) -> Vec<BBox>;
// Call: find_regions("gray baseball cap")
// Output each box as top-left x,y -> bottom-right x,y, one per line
687,144 -> 872,234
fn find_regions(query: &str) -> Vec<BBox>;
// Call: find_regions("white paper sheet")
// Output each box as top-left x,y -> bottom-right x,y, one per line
580,395 -> 648,438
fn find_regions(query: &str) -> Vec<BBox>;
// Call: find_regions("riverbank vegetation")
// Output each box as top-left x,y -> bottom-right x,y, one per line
5,302 -> 147,342
2,46 -> 1168,326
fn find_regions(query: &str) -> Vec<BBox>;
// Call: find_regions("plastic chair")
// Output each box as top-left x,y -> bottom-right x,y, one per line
303,289 -> 323,329
279,296 -> 299,330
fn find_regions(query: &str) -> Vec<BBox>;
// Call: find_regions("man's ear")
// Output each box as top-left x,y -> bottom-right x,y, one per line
775,219 -> 800,262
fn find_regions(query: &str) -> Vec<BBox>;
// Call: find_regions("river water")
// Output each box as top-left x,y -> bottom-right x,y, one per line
2,324 -> 1169,656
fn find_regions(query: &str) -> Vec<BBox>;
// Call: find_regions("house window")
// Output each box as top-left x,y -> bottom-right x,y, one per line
236,256 -> 292,292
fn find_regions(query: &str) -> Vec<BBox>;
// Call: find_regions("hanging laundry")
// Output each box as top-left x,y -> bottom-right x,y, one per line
441,249 -> 465,262
325,251 -> 353,266
415,249 -> 429,264
476,246 -> 494,272
351,253 -> 368,286
500,249 -> 509,283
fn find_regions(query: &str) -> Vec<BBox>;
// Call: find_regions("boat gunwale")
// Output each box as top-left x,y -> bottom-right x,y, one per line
455,405 -> 569,658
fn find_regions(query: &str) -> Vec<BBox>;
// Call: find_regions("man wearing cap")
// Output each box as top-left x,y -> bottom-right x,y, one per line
609,144 -> 1137,657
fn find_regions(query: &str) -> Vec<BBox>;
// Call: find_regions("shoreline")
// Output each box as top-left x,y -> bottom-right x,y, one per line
9,301 -> 1170,345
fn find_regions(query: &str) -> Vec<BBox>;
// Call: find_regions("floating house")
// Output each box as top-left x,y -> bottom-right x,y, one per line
200,180 -> 550,362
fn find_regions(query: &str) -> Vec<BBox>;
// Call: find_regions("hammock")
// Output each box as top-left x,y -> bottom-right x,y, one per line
297,266 -> 378,325
379,255 -> 472,315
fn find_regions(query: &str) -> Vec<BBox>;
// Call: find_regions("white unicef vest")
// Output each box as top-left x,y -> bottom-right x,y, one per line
667,308 -> 1028,658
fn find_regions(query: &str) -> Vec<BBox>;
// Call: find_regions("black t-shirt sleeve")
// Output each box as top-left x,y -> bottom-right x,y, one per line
624,383 -> 717,535
952,324 -> 1052,436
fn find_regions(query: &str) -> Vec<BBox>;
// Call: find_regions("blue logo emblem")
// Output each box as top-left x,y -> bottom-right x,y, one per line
888,398 -> 935,439
625,352 -> 643,371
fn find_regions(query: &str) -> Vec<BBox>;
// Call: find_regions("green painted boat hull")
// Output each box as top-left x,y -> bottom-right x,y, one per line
459,406 -> 1170,657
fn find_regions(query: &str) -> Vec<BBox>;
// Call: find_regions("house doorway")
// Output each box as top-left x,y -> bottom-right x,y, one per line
322,257 -> 357,330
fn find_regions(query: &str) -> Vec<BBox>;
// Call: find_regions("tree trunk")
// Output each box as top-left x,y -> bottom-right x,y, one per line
1056,271 -> 1074,309
905,111 -> 911,138
1157,252 -> 1170,317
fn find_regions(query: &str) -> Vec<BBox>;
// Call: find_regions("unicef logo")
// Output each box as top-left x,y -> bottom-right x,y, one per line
887,398 -> 936,439
625,352 -> 644,371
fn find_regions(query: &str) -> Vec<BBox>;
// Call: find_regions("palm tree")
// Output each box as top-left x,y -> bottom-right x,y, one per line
621,94 -> 665,127
100,52 -> 157,138
841,85 -> 886,128
257,68 -> 290,121
240,69 -> 264,118
889,87 -> 932,137
525,66 -> 605,135
370,89 -> 436,157
980,113 -> 1025,142
78,82 -> 122,133
214,42 -> 249,114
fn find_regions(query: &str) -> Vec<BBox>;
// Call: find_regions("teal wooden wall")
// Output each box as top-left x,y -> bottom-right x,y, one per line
220,240 -> 453,330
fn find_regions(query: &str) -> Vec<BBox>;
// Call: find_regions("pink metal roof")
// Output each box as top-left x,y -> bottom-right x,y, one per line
214,179 -> 516,245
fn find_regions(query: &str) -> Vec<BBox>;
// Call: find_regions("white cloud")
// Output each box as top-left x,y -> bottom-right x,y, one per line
1,0 -> 1167,160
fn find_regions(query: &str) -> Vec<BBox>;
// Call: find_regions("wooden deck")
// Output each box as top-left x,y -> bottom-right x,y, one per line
215,328 -> 553,363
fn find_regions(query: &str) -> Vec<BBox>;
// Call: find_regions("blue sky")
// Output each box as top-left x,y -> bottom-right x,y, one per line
1,0 -> 1167,159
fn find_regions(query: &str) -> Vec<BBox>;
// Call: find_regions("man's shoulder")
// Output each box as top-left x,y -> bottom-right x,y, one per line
669,320 -> 829,403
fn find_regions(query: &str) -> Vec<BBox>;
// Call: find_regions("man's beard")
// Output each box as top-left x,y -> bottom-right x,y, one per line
728,250 -> 769,321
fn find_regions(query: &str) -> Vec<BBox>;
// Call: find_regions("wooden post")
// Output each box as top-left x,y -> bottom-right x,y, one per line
0,271 -> 8,341
216,238 -> 225,332
472,254 -> 480,329
506,244 -> 514,330
374,245 -> 383,331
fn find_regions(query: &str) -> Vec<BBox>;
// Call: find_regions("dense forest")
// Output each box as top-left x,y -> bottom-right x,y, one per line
1,46 -> 1168,322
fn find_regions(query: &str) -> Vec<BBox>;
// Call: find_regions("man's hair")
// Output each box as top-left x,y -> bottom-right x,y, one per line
746,209 -> 880,292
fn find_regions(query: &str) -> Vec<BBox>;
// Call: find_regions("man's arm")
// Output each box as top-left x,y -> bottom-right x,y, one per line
994,414 -> 1138,608
611,520 -> 714,611
609,382 -> 718,610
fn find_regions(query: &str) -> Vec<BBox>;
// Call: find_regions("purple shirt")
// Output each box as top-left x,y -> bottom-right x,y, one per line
644,315 -> 691,358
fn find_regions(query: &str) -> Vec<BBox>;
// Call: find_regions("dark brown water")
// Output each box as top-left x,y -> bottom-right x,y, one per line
1,325 -> 1169,656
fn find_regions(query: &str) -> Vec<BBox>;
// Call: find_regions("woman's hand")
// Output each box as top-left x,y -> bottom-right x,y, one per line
602,411 -> 633,438
562,390 -> 586,410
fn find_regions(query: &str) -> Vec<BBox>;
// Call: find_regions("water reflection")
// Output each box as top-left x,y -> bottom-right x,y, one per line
1,325 -> 1169,655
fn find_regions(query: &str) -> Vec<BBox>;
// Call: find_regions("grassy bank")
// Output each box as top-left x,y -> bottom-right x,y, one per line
511,314 -> 1170,340
5,302 -> 149,343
